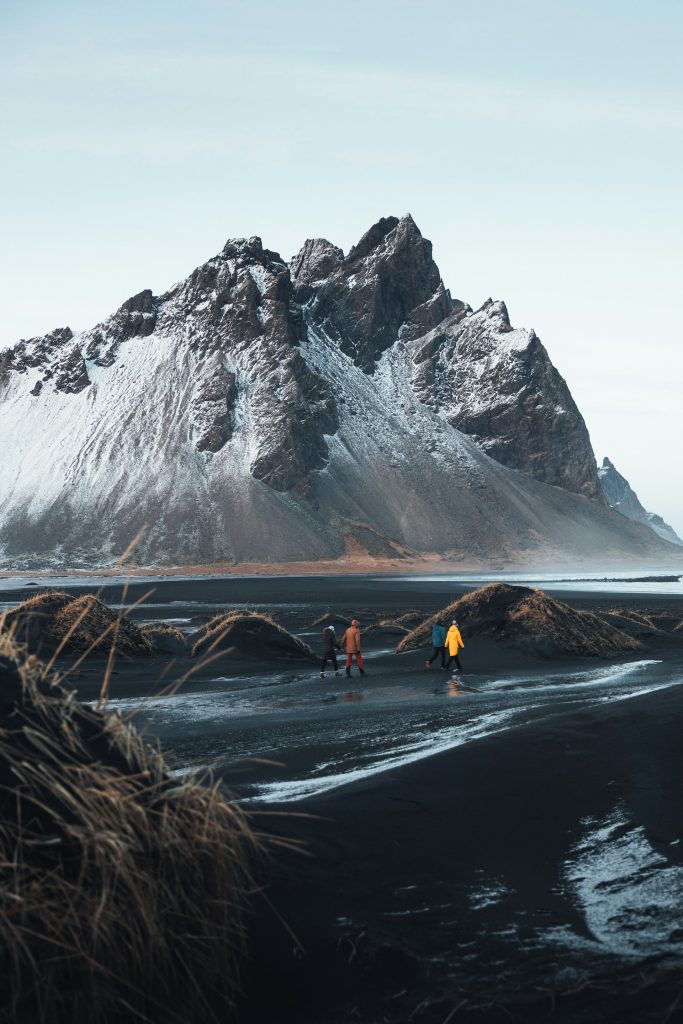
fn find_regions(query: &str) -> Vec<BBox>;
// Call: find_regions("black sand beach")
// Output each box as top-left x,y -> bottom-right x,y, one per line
2,572 -> 683,1021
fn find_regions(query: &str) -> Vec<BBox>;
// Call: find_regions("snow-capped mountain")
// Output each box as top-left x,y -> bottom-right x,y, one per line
598,457 -> 683,547
0,215 -> 676,568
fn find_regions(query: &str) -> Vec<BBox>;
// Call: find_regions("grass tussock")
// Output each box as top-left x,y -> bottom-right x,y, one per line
139,620 -> 188,653
312,611 -> 352,627
0,634 -> 256,1024
380,609 -> 424,629
397,583 -> 643,657
1,590 -> 152,656
51,593 -> 153,654
192,609 -> 315,661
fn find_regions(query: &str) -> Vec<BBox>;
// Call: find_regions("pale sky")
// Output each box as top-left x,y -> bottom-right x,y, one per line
2,0 -> 682,532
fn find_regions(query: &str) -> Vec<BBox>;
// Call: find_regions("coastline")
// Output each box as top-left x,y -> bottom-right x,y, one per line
1,552 -> 682,582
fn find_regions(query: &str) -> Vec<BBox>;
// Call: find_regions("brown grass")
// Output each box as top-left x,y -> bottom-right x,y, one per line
397,584 -> 643,657
1,590 -> 153,656
49,593 -> 153,654
192,609 -> 315,661
0,634 -> 256,1024
139,621 -> 188,653
312,611 -> 352,627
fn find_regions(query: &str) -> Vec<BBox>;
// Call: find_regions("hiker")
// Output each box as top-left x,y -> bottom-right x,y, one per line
445,620 -> 465,672
341,618 -> 365,677
425,620 -> 447,670
320,624 -> 341,678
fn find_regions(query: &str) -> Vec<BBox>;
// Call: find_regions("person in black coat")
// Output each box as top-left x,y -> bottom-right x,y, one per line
320,625 -> 342,678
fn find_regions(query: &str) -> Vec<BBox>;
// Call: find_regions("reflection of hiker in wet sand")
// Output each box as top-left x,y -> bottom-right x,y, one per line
320,625 -> 342,679
342,619 -> 365,677
445,620 -> 464,673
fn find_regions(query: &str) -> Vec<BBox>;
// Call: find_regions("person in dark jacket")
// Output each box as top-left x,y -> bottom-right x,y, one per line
424,621 -> 447,669
320,625 -> 341,678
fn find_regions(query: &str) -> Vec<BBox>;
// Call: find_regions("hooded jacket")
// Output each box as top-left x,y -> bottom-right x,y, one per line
432,624 -> 446,647
446,624 -> 464,655
322,626 -> 339,656
342,620 -> 361,654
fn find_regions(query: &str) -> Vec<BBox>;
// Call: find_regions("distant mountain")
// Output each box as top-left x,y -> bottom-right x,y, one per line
598,457 -> 683,547
0,215 -> 676,568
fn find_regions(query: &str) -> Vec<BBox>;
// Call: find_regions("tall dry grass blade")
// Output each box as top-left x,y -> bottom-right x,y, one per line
116,524 -> 148,567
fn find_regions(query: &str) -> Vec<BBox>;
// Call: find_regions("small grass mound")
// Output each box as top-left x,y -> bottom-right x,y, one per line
139,620 -> 188,654
373,610 -> 425,634
50,593 -> 153,654
1,589 -> 73,645
0,635 -> 255,1024
312,611 -> 352,628
603,608 -> 663,636
192,609 -> 316,661
382,609 -> 424,629
1,590 -> 152,656
397,584 -> 643,658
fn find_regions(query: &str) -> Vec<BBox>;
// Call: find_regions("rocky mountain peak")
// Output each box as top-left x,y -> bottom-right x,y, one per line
345,215 -> 401,263
289,238 -> 344,302
409,300 -> 602,499
306,212 -> 450,372
598,457 -> 683,546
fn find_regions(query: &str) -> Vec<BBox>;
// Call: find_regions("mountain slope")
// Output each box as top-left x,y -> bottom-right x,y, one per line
598,457 -> 683,547
0,216 -> 676,569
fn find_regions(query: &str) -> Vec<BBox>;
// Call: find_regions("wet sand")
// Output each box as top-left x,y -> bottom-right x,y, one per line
2,573 -> 683,1021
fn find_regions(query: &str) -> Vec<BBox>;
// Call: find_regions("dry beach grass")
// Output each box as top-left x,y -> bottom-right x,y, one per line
397,583 -> 644,657
0,633 -> 257,1024
192,608 -> 316,661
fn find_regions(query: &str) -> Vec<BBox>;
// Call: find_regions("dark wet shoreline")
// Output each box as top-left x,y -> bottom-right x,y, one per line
3,574 -> 683,1021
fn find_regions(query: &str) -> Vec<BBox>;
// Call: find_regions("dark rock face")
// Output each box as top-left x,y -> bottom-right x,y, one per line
83,289 -> 158,366
160,235 -> 339,493
598,457 -> 683,546
410,299 -> 602,499
0,327 -> 92,395
0,327 -> 73,382
304,214 -> 451,373
193,359 -> 237,453
290,238 -> 344,303
53,346 -> 91,394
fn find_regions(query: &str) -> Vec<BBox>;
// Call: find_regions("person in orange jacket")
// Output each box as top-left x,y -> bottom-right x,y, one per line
341,618 -> 365,677
445,620 -> 465,672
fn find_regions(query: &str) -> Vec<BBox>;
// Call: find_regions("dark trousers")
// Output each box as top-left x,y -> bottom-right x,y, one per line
446,653 -> 463,671
320,653 -> 338,672
428,645 -> 446,667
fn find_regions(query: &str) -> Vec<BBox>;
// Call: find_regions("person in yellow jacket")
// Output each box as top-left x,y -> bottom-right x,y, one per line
445,620 -> 464,672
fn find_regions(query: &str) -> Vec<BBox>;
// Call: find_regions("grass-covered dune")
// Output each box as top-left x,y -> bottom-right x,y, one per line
0,635 -> 255,1024
192,609 -> 316,661
397,583 -> 644,657
0,590 -> 182,656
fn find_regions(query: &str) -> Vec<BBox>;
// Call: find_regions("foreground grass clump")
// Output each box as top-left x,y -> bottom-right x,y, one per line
397,583 -> 643,657
192,609 -> 315,661
0,635 -> 255,1024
